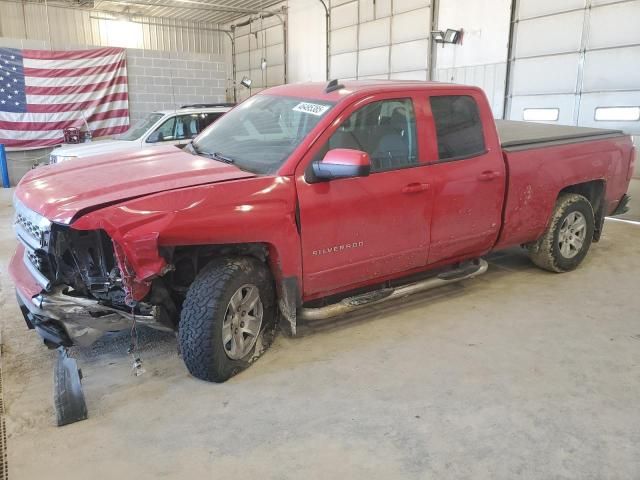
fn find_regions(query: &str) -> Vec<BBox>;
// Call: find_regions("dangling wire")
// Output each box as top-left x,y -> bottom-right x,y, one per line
112,241 -> 145,375
128,306 -> 145,376
128,306 -> 138,354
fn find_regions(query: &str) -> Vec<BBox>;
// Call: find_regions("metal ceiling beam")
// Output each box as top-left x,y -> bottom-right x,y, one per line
1,0 -> 236,26
97,0 -> 274,16
3,0 -> 284,25
163,0 -> 270,13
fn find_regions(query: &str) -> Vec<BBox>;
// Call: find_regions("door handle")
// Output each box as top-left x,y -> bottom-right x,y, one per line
402,182 -> 430,193
477,171 -> 501,181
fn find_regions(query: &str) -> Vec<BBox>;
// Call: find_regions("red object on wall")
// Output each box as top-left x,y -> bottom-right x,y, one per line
63,127 -> 81,144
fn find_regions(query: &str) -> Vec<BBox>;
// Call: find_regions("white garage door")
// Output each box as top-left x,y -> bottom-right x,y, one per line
506,0 -> 640,134
329,0 -> 434,81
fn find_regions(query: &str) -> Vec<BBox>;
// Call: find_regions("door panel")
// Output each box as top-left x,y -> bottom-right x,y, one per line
295,94 -> 433,298
425,93 -> 505,263
426,155 -> 504,263
297,168 -> 432,296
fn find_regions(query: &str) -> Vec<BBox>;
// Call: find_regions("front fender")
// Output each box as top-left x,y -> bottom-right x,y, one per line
71,176 -> 301,302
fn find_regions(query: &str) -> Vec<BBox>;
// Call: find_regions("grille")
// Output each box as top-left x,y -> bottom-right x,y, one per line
25,248 -> 40,268
14,200 -> 54,289
16,212 -> 46,243
13,199 -> 51,250
26,247 -> 51,275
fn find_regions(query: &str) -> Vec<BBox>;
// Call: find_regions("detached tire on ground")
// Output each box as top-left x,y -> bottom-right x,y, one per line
178,257 -> 276,382
528,193 -> 595,272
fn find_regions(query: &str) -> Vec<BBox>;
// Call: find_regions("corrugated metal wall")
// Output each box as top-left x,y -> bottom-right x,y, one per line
233,11 -> 286,102
329,0 -> 434,81
506,0 -> 640,134
0,0 -> 223,54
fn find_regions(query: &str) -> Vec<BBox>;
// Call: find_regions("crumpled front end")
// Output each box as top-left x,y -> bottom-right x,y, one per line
10,199 -> 170,347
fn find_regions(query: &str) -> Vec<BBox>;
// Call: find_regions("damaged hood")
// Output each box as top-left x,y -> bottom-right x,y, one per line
15,145 -> 255,224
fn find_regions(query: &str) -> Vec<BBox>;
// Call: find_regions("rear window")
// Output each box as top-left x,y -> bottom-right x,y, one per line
198,112 -> 224,130
430,95 -> 485,161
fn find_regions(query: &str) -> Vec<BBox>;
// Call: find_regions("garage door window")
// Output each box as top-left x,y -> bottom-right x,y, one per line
594,106 -> 640,122
326,98 -> 418,172
430,95 -> 486,161
523,108 -> 560,122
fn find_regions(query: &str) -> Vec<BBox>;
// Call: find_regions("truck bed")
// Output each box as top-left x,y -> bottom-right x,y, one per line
495,119 -> 633,251
496,120 -> 624,150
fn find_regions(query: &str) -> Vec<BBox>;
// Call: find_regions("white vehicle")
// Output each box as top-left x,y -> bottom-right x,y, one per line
48,104 -> 234,164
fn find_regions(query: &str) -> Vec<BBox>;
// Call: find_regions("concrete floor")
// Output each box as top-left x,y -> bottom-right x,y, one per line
1,182 -> 639,480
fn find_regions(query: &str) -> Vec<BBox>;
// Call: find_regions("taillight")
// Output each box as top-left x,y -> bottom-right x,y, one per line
629,145 -> 637,181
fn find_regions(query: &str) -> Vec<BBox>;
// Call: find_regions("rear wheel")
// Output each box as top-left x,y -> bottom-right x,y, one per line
528,193 -> 595,272
178,257 -> 276,382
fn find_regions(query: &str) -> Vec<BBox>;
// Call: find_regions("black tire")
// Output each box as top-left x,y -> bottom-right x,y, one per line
178,256 -> 276,382
528,193 -> 595,272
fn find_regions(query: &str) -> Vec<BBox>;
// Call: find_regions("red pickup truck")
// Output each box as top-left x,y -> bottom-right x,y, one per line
10,80 -> 634,382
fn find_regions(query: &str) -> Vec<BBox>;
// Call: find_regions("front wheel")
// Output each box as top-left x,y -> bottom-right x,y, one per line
178,257 -> 276,382
528,193 -> 595,272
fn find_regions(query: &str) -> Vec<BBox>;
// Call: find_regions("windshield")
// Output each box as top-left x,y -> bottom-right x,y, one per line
192,95 -> 335,174
117,113 -> 164,141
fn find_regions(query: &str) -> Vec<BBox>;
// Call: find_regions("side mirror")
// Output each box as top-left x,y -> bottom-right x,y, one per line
146,131 -> 163,143
312,149 -> 371,181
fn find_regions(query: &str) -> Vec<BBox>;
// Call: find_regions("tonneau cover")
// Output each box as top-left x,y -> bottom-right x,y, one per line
496,119 -> 623,149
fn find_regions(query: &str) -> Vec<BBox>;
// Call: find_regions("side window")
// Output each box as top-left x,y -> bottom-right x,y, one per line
198,112 -> 224,132
326,98 -> 418,172
149,117 -> 176,142
430,95 -> 485,161
175,114 -> 199,140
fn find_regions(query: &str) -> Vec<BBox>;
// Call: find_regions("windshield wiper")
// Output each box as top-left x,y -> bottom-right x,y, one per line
211,152 -> 236,164
190,144 -> 236,164
189,143 -> 210,157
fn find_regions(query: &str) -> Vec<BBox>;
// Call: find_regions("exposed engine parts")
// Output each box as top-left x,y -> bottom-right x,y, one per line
15,211 -> 179,347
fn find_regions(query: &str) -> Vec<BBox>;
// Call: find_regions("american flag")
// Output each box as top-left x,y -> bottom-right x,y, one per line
0,47 -> 129,150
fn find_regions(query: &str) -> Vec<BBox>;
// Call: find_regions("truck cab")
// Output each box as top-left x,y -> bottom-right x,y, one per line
288,85 -> 506,296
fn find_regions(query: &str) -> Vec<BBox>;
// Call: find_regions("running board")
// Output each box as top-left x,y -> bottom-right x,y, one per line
298,259 -> 489,321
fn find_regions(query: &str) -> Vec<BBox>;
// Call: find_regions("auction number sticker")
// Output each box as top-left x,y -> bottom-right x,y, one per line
292,102 -> 330,116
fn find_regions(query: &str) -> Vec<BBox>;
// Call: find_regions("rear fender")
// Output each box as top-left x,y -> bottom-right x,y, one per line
559,180 -> 606,241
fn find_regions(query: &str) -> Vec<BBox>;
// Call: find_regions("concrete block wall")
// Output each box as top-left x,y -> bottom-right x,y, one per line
126,48 -> 227,123
2,149 -> 50,186
0,37 -> 229,184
